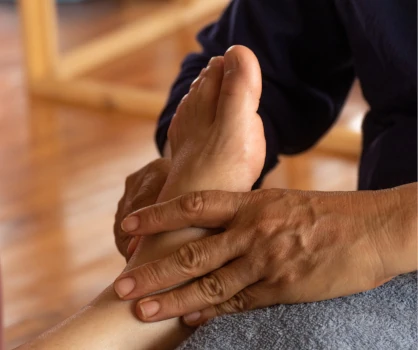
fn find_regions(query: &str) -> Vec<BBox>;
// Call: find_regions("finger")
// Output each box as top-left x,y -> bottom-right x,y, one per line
130,161 -> 170,211
114,218 -> 132,260
183,283 -> 270,326
135,257 -> 260,322
126,236 -> 141,261
122,190 -> 244,236
114,176 -> 138,257
121,161 -> 170,233
121,187 -> 155,233
113,230 -> 245,300
115,158 -> 170,259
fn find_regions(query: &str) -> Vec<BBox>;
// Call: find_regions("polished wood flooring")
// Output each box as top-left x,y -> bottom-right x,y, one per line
0,1 -> 365,348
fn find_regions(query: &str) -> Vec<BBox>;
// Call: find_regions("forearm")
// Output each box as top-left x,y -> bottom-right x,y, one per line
378,182 -> 417,278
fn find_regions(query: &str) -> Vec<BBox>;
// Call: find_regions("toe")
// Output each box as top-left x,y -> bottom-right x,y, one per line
190,68 -> 206,90
196,56 -> 225,126
216,45 -> 262,129
169,66 -> 207,150
181,67 -> 206,123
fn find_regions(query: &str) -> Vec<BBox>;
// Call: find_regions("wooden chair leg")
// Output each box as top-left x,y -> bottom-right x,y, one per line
18,0 -> 59,86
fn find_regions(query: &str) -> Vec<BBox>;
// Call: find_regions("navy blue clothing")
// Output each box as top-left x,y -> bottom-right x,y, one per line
156,0 -> 417,190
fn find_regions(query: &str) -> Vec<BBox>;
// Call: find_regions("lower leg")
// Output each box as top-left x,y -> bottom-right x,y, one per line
16,46 -> 265,350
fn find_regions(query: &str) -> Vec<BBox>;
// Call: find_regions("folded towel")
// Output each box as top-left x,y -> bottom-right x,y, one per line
177,272 -> 417,350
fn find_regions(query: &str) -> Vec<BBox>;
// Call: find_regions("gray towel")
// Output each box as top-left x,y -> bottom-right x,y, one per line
176,272 -> 417,350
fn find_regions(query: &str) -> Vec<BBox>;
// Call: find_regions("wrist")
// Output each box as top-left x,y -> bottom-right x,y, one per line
376,183 -> 417,278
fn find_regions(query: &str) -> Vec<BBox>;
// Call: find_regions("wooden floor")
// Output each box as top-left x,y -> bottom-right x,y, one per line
0,1 -> 366,349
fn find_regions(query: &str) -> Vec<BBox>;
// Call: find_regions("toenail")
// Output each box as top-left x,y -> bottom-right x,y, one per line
199,68 -> 207,77
181,93 -> 189,102
207,57 -> 216,67
208,56 -> 222,68
191,76 -> 201,86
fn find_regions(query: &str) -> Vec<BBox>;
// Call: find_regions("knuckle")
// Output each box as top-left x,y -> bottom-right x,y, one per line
147,204 -> 165,225
269,243 -> 289,262
198,275 -> 226,304
125,174 -> 134,187
142,263 -> 163,286
228,290 -> 253,313
131,185 -> 155,210
252,213 -> 278,240
179,191 -> 205,217
145,159 -> 169,181
150,157 -> 167,168
245,253 -> 265,276
170,290 -> 187,312
125,170 -> 143,189
154,158 -> 170,174
280,269 -> 300,285
175,242 -> 205,276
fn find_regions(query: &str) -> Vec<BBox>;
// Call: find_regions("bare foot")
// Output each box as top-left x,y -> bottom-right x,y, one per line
159,46 -> 266,200
124,45 -> 266,270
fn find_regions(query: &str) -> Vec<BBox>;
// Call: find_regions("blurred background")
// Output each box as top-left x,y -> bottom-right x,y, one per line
0,1 -> 367,348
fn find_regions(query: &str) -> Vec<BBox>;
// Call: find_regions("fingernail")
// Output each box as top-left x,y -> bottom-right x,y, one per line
122,216 -> 140,232
139,300 -> 160,318
183,311 -> 201,324
114,277 -> 136,298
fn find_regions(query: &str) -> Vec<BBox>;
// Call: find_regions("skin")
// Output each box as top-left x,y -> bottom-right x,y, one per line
113,47 -> 418,326
118,48 -> 265,274
114,158 -> 171,260
17,45 -> 267,349
117,183 -> 417,326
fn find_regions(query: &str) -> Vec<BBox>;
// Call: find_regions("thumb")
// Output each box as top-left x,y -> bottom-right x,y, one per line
121,190 -> 244,236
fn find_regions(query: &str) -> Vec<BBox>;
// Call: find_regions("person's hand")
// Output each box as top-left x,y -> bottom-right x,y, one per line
114,186 -> 416,325
114,158 -> 170,260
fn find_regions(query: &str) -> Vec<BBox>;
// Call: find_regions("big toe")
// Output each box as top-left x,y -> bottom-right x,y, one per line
215,45 -> 262,130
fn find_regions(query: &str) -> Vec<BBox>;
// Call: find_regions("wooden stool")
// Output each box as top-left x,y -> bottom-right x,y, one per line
18,0 -> 360,157
18,0 -> 228,117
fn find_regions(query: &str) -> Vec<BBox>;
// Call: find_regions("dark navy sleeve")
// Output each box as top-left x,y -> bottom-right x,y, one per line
156,0 -> 355,182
